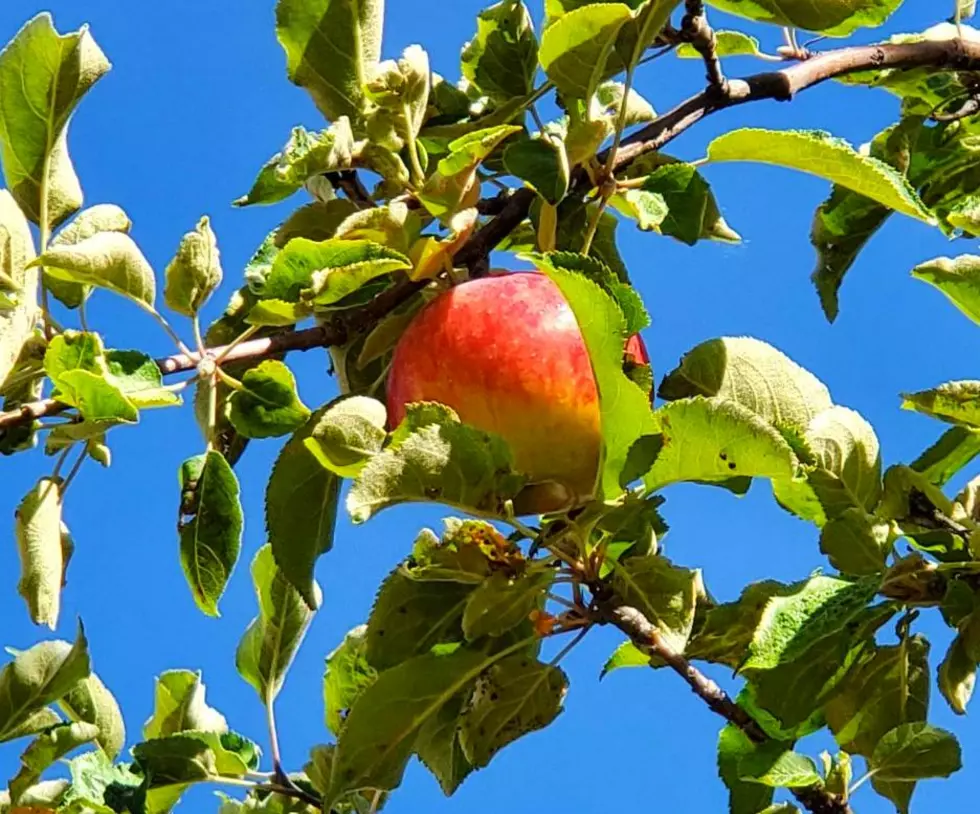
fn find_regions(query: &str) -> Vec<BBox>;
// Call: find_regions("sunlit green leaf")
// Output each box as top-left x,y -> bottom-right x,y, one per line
15,476 -> 68,630
324,625 -> 378,737
57,671 -> 125,759
228,360 -> 311,439
164,216 -> 222,317
705,0 -> 902,37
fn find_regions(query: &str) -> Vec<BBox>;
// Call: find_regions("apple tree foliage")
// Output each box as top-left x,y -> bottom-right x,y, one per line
5,1 -> 980,813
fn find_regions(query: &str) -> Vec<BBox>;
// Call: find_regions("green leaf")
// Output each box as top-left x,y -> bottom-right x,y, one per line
825,637 -> 930,758
348,404 -> 526,522
275,0 -> 382,123
61,749 -> 141,812
324,626 -> 378,737
707,129 -> 934,223
366,568 -> 475,671
643,397 -> 796,492
459,655 -> 566,769
35,232 -> 156,308
938,625 -> 979,715
105,349 -> 180,409
133,733 -> 216,785
902,381 -> 980,428
503,137 -> 570,205
635,163 -> 727,246
869,723 -> 962,781
659,336 -> 832,435
178,452 -> 243,617
461,0 -> 537,106
164,216 -> 222,317
266,406 -> 342,609
237,545 -> 319,704
705,0 -> 902,37
609,187 -> 668,231
685,580 -> 793,669
912,254 -> 980,326
227,360 -> 311,439
717,724 -> 774,814
143,670 -> 227,739
539,4 -> 632,99
57,672 -> 125,759
327,639 -> 531,803
911,426 -> 980,487
462,570 -> 552,640
600,640 -> 650,678
739,744 -> 822,788
260,238 -> 409,304
676,30 -> 762,58
276,199 -> 358,247
0,13 -> 110,226
0,623 -> 90,743
15,476 -> 67,629
334,201 -> 421,254
47,203 -> 132,309
0,191 -> 39,388
539,264 -> 657,499
419,125 -> 522,218
415,694 -> 473,795
9,721 -> 99,803
305,394 -> 387,477
245,298 -> 311,327
743,575 -> 879,671
819,508 -> 890,576
364,45 -> 430,152
234,121 -> 354,207
612,556 -> 701,652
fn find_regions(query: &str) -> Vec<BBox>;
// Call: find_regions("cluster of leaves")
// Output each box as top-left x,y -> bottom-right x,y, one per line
6,0 -> 980,813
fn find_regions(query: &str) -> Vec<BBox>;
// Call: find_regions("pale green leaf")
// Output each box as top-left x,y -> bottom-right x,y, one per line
676,30 -> 762,58
870,723 -> 962,781
48,203 -> 131,308
600,640 -> 650,678
234,120 -> 354,207
143,669 -> 227,739
913,254 -> 980,326
164,216 -> 222,317
0,623 -> 90,743
739,745 -> 822,788
324,625 -> 377,737
707,129 -> 934,223
0,13 -> 110,226
57,672 -> 125,759
911,426 -> 980,487
462,0 -> 538,105
15,476 -> 66,629
237,545 -> 319,703
35,231 -> 156,308
612,556 -> 701,653
305,394 -> 387,477
819,508 -> 890,575
9,721 -> 99,803
902,380 -> 980,428
0,191 -> 38,388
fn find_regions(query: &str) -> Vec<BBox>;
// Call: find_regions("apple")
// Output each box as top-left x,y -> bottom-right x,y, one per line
386,271 -> 650,514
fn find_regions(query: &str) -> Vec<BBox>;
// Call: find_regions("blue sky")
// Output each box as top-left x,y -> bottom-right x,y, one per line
0,2 -> 976,812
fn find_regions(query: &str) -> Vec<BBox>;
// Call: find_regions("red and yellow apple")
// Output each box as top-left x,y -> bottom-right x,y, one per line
386,271 -> 649,514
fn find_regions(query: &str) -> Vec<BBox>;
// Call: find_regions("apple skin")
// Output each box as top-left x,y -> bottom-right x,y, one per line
387,271 -> 606,514
387,271 -> 652,513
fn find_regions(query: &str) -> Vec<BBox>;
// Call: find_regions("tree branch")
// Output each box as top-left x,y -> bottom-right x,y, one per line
5,36 -> 980,434
680,0 -> 729,94
597,599 -> 852,814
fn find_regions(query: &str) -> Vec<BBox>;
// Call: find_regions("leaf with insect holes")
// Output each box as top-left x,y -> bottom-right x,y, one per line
15,477 -> 67,630
0,13 -> 110,227
0,623 -> 90,743
275,0 -> 382,123
237,545 -> 319,704
234,120 -> 354,207
324,625 -> 378,737
227,360 -> 311,439
707,129 -> 933,223
348,404 -> 526,522
164,216 -> 222,316
34,232 -> 156,308
266,405 -> 342,609
459,655 -> 567,769
644,397 -> 797,492
177,451 -> 243,617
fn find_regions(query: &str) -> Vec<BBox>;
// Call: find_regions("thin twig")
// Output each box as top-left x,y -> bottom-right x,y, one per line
681,0 -> 728,94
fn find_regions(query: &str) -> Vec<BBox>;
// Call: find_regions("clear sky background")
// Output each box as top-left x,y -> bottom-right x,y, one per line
0,2 -> 976,812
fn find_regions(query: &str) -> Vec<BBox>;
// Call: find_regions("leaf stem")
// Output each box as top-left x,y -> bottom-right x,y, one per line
61,446 -> 87,493
404,105 -> 426,188
265,694 -> 285,777
213,325 -> 260,365
216,367 -> 246,392
50,446 -> 72,480
548,625 -> 591,667
193,314 -> 206,356
208,775 -> 322,809
580,198 -> 608,255
133,299 -> 195,357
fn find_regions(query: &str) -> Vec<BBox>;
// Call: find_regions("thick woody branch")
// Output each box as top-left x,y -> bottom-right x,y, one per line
5,36 -> 980,433
597,599 -> 852,814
